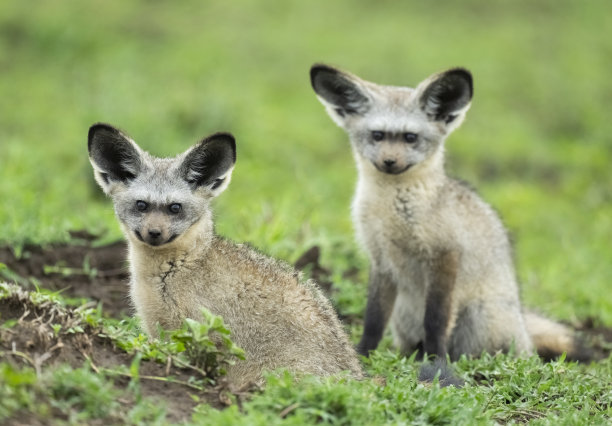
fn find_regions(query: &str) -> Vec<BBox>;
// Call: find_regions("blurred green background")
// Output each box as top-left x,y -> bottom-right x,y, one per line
0,0 -> 610,323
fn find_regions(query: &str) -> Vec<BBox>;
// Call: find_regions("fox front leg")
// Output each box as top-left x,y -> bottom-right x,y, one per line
423,250 -> 459,358
357,269 -> 397,356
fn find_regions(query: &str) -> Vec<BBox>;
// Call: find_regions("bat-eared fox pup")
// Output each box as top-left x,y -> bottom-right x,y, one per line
88,123 -> 363,386
310,64 -> 593,370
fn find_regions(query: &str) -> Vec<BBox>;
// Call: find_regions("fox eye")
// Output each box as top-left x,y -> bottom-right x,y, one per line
403,133 -> 418,143
371,131 -> 385,141
136,200 -> 148,212
168,203 -> 182,214
372,130 -> 385,142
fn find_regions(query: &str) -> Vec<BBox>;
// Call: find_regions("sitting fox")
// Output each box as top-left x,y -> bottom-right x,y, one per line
88,123 -> 363,386
310,64 -> 591,362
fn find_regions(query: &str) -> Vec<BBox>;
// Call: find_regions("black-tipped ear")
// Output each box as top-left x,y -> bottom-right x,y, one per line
310,64 -> 371,116
181,132 -> 236,194
88,123 -> 142,187
419,68 -> 473,123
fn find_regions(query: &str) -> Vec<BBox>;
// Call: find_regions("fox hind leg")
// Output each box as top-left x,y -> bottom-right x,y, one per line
448,301 -> 533,360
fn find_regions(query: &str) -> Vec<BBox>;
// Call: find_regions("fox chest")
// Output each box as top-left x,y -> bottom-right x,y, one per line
130,262 -> 202,334
353,188 -> 433,286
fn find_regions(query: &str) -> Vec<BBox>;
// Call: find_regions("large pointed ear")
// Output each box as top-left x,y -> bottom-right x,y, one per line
310,64 -> 372,126
180,132 -> 236,197
418,68 -> 473,129
88,123 -> 143,195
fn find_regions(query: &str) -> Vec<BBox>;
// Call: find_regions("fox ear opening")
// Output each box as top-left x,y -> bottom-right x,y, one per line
419,68 -> 473,125
310,64 -> 371,125
181,132 -> 236,197
88,123 -> 143,194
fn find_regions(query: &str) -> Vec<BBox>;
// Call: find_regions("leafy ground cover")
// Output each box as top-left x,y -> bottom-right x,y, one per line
1,0 -> 611,423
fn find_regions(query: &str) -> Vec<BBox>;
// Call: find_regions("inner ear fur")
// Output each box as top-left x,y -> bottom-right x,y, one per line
88,123 -> 142,183
181,132 -> 236,189
310,64 -> 371,116
419,68 -> 473,122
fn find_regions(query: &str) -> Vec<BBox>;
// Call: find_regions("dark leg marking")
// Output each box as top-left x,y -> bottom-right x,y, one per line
423,250 -> 459,358
356,269 -> 397,356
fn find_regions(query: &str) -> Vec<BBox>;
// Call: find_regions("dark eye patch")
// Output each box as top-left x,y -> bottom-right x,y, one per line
403,133 -> 418,143
136,200 -> 148,212
168,203 -> 182,214
371,131 -> 385,141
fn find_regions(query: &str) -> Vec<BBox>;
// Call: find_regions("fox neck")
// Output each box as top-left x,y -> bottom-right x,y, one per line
125,211 -> 214,276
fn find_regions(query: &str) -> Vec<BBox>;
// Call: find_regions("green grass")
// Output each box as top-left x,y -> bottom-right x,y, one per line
1,0 -> 611,423
197,353 -> 612,425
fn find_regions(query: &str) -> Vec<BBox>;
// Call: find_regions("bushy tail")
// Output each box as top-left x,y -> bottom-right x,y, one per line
524,311 -> 594,362
418,358 -> 464,387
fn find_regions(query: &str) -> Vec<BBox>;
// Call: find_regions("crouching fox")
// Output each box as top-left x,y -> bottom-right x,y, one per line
309,64 -> 592,363
88,123 -> 363,386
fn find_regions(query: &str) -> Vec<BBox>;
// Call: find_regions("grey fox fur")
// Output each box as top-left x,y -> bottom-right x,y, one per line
88,123 -> 363,386
310,64 -> 591,363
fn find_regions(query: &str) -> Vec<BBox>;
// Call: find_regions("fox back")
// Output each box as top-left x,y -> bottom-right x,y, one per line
88,124 -> 363,386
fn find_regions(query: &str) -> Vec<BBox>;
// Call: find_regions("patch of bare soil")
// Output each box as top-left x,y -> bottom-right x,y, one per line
0,286 -> 236,423
0,239 -> 131,317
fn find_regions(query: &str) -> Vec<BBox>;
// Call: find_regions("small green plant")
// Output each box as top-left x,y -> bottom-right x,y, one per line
0,363 -> 37,420
81,255 -> 98,279
101,309 -> 245,384
51,323 -> 61,337
0,264 -> 30,287
169,308 -> 246,379
42,255 -> 98,279
47,364 -> 120,422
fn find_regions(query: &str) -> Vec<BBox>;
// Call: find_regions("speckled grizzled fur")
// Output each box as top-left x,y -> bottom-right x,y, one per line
310,64 -> 592,363
88,123 -> 362,386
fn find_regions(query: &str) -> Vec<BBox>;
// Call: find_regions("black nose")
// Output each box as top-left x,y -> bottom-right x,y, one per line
384,159 -> 396,166
148,230 -> 161,239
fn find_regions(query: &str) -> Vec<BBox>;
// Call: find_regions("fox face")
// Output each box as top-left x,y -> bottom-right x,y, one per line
310,65 -> 473,175
88,124 -> 236,247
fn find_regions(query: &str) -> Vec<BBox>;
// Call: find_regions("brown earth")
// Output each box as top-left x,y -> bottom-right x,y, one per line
0,239 -> 131,318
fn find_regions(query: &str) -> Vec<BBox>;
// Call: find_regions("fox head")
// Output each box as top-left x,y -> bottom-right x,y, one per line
88,123 -> 236,248
310,64 -> 472,176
